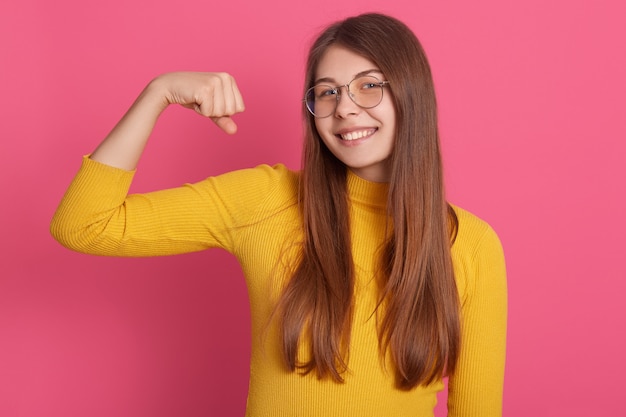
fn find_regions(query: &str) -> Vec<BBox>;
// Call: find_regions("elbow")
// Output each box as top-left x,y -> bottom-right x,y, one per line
50,208 -> 124,255
49,208 -> 97,253
50,211 -> 79,251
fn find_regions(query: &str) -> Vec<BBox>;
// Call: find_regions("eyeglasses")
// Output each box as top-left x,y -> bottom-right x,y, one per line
304,75 -> 390,118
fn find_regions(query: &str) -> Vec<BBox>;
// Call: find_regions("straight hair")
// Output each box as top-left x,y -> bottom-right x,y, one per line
276,13 -> 460,390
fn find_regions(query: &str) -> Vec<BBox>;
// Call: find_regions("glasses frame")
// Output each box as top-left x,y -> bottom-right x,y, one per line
304,75 -> 390,118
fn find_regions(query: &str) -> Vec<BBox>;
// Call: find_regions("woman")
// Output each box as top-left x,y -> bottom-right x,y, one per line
51,13 -> 507,416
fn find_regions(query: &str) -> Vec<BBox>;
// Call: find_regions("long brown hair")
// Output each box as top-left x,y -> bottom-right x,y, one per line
276,13 -> 460,390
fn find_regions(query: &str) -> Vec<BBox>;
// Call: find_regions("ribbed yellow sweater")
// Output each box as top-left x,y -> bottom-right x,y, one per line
51,157 -> 507,417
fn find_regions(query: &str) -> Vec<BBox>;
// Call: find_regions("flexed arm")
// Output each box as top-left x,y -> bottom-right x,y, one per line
91,72 -> 245,170
51,72 -> 248,256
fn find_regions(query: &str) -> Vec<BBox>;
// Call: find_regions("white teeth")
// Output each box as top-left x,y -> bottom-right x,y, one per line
340,129 -> 374,141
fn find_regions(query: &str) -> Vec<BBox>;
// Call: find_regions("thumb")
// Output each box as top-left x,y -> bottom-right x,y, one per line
211,116 -> 238,135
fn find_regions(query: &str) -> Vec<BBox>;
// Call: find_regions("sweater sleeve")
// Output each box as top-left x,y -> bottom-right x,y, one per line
50,156 -> 289,257
447,219 -> 508,417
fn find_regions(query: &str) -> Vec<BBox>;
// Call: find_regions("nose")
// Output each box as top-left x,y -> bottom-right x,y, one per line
334,86 -> 359,118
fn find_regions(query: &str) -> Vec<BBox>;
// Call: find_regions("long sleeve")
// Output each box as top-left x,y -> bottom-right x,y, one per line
447,210 -> 508,416
50,156 -> 293,257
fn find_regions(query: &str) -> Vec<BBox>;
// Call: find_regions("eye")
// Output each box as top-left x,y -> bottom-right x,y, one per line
355,75 -> 382,92
315,86 -> 337,99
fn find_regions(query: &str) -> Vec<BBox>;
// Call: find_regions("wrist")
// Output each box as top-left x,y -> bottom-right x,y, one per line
141,75 -> 172,113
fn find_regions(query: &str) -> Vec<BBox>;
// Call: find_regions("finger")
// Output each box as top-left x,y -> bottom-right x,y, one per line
191,74 -> 225,117
228,75 -> 246,114
215,73 -> 243,116
186,73 -> 244,121
208,72 -> 244,115
211,116 -> 238,135
220,75 -> 237,116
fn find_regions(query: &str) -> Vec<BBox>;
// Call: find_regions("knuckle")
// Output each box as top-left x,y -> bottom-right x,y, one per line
212,72 -> 229,84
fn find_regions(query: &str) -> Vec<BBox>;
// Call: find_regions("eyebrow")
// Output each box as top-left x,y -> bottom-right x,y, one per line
314,69 -> 383,84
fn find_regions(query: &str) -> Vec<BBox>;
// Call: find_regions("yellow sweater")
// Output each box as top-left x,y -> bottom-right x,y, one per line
51,157 -> 507,417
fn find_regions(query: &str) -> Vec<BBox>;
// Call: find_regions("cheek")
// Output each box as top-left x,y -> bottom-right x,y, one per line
314,117 -> 327,132
378,102 -> 397,131
310,120 -> 335,154
313,119 -> 322,135
314,119 -> 334,141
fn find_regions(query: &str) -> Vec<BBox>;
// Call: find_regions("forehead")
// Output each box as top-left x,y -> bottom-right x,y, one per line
315,45 -> 380,82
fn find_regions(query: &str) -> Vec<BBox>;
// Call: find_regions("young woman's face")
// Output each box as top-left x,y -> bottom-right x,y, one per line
313,45 -> 396,183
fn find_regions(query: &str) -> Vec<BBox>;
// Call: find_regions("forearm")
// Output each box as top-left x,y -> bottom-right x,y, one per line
90,78 -> 168,171
89,72 -> 244,170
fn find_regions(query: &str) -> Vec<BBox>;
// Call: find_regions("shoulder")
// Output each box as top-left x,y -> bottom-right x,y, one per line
451,205 -> 503,257
449,204 -> 506,303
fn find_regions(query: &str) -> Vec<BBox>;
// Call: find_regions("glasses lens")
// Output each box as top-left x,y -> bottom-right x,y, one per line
306,84 -> 336,118
350,76 -> 384,109
304,76 -> 385,118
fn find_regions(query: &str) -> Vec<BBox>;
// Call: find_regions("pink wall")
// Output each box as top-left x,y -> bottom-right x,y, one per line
1,0 -> 624,415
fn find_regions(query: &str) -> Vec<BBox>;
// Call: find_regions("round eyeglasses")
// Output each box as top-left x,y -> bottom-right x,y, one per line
304,75 -> 390,118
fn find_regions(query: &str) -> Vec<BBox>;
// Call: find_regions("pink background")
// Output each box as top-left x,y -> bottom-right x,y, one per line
1,0 -> 625,416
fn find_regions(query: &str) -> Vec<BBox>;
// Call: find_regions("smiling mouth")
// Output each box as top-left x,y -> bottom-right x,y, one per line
338,128 -> 377,141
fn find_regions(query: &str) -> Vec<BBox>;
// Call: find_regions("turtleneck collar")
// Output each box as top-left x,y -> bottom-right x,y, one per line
346,169 -> 389,209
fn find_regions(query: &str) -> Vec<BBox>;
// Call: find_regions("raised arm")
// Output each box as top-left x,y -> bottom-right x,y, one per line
50,72 -> 247,256
90,71 -> 245,170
